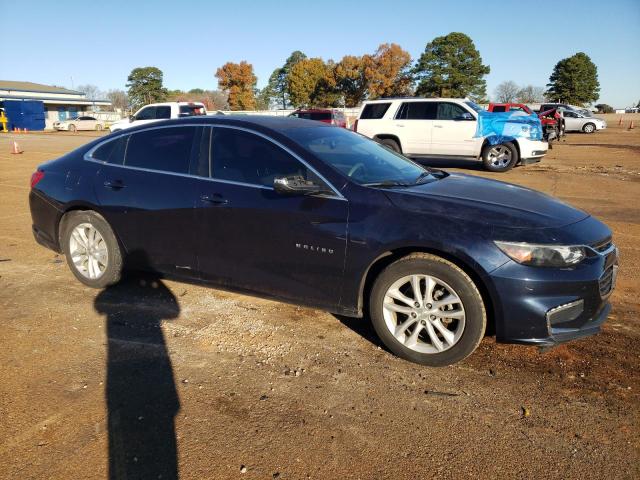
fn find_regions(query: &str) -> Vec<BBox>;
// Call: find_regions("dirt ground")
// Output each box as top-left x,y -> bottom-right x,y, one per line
1,115 -> 639,479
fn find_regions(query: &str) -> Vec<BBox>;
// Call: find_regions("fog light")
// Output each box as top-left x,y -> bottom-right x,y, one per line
546,300 -> 584,327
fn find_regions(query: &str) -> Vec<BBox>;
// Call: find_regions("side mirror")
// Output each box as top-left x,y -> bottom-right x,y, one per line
274,175 -> 324,196
129,115 -> 135,122
454,112 -> 474,121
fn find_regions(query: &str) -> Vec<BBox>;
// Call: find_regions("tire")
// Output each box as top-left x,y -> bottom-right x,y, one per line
582,123 -> 596,133
60,210 -> 123,288
481,142 -> 518,172
379,138 -> 401,153
369,253 -> 486,366
69,124 -> 76,133
96,124 -> 103,131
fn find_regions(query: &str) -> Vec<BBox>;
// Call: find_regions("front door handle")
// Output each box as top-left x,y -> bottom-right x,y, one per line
200,193 -> 228,205
433,125 -> 444,128
103,180 -> 126,189
395,124 -> 405,127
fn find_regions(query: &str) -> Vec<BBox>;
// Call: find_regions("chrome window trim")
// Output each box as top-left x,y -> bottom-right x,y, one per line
83,123 -> 346,201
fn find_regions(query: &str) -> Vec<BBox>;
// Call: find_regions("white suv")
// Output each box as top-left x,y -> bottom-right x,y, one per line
109,102 -> 207,132
354,98 -> 548,172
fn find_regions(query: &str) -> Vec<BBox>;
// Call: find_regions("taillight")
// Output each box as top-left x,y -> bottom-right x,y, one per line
30,170 -> 44,189
353,119 -> 358,132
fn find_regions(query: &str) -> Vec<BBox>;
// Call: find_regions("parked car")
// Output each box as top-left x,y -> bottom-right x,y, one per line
289,109 -> 347,128
561,110 -> 607,133
354,98 -> 548,172
109,102 -> 207,132
29,116 -> 617,366
54,116 -> 104,132
488,103 -> 565,146
539,103 -> 592,117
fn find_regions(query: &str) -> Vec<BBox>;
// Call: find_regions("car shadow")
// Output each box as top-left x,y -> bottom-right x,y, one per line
331,314 -> 387,350
95,268 -> 181,480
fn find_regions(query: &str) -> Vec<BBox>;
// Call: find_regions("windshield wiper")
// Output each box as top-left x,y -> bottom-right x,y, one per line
413,171 -> 433,184
362,180 -> 410,188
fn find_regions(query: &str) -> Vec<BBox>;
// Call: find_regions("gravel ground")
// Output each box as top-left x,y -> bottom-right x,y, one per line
1,120 -> 639,479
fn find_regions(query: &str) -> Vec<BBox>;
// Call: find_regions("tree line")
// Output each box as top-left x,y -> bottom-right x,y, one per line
77,32 -> 607,112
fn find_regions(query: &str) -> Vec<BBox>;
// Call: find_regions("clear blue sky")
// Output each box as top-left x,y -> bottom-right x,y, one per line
3,0 -> 639,107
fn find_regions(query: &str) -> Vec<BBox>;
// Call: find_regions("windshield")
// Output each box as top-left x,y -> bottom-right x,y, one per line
286,127 -> 433,186
465,101 -> 484,113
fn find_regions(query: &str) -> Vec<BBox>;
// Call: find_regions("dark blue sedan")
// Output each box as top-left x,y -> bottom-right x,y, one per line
29,116 -> 618,366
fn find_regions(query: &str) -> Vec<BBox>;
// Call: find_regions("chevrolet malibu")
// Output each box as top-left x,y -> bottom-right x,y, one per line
29,116 -> 618,366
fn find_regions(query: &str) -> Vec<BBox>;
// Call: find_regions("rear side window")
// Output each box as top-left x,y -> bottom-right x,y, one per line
125,127 -> 196,174
396,102 -> 437,120
155,106 -> 171,119
211,128 -> 307,187
179,105 -> 206,116
297,112 -> 332,121
360,103 -> 391,119
491,105 -> 506,112
91,136 -> 127,165
437,102 -> 468,120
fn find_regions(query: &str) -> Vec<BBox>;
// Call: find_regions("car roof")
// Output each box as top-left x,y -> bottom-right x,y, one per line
294,108 -> 336,112
362,97 -> 468,104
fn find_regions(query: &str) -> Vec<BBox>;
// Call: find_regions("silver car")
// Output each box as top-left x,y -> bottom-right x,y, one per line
562,110 -> 606,133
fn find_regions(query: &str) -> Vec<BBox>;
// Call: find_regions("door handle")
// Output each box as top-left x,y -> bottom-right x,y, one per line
103,180 -> 125,189
433,125 -> 443,128
395,124 -> 405,127
200,193 -> 228,205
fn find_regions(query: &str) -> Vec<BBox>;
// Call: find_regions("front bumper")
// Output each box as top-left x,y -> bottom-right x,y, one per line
517,138 -> 548,160
489,242 -> 618,346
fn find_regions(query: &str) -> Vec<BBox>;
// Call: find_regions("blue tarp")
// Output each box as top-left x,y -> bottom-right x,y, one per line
476,110 -> 542,145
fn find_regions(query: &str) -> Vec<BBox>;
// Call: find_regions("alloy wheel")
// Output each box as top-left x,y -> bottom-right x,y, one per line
488,145 -> 512,168
382,274 -> 466,354
69,223 -> 109,279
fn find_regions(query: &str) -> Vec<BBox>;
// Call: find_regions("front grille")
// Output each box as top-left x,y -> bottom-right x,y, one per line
599,265 -> 615,297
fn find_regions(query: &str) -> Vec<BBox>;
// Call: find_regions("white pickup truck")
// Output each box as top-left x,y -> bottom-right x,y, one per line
109,102 -> 207,132
355,98 -> 548,172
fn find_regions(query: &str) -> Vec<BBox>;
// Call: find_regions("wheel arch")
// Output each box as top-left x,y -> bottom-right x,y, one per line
373,134 -> 403,152
357,246 -> 499,336
56,203 -> 125,255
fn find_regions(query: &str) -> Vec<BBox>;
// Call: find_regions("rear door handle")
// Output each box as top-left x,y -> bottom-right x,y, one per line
103,180 -> 126,189
433,125 -> 444,128
200,193 -> 228,205
395,124 -> 405,127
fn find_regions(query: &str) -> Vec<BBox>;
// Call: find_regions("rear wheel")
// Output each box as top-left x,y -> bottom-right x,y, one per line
582,123 -> 596,133
379,138 -> 401,153
481,142 -> 518,172
68,124 -> 76,133
61,211 -> 123,288
369,253 -> 486,366
96,124 -> 103,131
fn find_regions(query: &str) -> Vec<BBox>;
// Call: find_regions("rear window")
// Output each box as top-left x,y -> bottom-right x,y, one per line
295,112 -> 332,121
179,105 -> 206,117
91,136 -> 127,165
125,126 -> 195,174
360,103 -> 391,119
491,105 -> 507,112
395,102 -> 437,120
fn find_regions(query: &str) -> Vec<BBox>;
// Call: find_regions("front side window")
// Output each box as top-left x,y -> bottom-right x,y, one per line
211,128 -> 313,187
179,105 -> 206,117
91,135 -> 128,165
135,107 -> 155,120
396,102 -> 437,120
125,127 -> 195,174
437,102 -> 468,120
286,127 -> 433,186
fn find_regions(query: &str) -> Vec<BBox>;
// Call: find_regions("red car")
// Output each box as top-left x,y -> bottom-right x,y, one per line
488,103 -> 564,146
289,109 -> 347,128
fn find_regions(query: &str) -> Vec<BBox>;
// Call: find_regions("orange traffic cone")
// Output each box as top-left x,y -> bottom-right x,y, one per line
11,141 -> 23,154
630,121 -> 635,130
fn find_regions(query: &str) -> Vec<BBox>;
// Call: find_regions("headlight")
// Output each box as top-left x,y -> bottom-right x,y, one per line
494,241 -> 585,267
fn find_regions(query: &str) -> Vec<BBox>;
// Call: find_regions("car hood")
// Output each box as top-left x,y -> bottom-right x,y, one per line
383,172 -> 589,229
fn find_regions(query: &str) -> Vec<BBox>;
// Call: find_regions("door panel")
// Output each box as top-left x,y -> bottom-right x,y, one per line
431,102 -> 479,156
196,181 -> 348,309
393,102 -> 436,155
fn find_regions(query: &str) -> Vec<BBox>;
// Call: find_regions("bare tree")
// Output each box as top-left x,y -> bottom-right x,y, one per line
77,84 -> 104,100
494,81 -> 520,103
106,89 -> 129,111
516,85 -> 546,103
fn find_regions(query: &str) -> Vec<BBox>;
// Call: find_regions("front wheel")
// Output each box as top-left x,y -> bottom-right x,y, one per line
379,138 -> 401,153
61,210 -> 123,288
481,143 -> 518,172
369,253 -> 486,366
582,123 -> 596,133
68,124 -> 76,132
